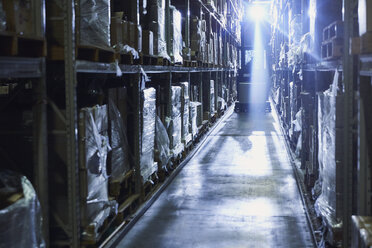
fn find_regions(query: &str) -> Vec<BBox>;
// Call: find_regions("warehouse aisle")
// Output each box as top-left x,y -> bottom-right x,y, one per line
116,110 -> 314,248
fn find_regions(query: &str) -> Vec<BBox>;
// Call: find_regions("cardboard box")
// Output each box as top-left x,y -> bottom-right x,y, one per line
3,0 -> 35,36
142,30 -> 154,55
110,16 -> 123,47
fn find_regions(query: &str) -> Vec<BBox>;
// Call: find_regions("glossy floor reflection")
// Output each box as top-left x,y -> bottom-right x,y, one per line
116,111 -> 314,248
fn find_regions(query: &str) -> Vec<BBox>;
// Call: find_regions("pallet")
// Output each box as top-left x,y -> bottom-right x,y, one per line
117,52 -> 139,65
48,45 -> 116,63
182,141 -> 194,159
323,20 -> 343,42
114,194 -> 141,225
109,169 -> 135,198
81,213 -> 116,246
142,171 -> 160,200
0,32 -> 46,57
321,37 -> 343,61
140,54 -> 158,65
156,56 -> 171,66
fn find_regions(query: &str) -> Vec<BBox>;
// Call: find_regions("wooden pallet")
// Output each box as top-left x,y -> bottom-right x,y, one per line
156,56 -> 171,66
81,213 -> 116,246
109,169 -> 135,198
323,20 -> 343,42
182,141 -> 194,159
321,37 -> 343,61
142,171 -> 160,200
117,52 -> 139,65
114,194 -> 141,225
0,32 -> 46,57
140,54 -> 158,65
183,60 -> 192,67
48,45 -> 116,63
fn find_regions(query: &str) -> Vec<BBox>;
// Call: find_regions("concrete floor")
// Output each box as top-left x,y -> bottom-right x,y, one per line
116,111 -> 315,248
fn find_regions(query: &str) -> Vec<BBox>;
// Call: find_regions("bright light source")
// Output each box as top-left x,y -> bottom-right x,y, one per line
249,5 -> 266,21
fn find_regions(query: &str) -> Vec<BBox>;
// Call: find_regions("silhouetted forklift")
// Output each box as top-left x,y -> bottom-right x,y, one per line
235,20 -> 271,113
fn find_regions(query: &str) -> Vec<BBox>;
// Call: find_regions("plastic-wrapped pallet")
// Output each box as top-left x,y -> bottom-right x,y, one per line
78,0 -> 111,47
202,80 -> 215,118
155,116 -> 171,169
78,105 -> 117,241
148,0 -> 169,59
169,6 -> 183,64
315,71 -> 344,243
189,102 -> 200,137
180,82 -> 192,144
167,86 -> 184,156
0,171 -> 45,248
190,16 -> 206,61
210,80 -> 215,114
108,99 -> 130,181
140,88 -> 157,182
217,96 -> 226,111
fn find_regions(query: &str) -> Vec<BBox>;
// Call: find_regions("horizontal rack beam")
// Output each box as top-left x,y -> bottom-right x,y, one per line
0,57 -> 43,79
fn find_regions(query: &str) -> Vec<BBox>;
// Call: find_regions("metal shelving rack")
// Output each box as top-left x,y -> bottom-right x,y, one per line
270,0 -> 358,246
46,0 -> 241,246
0,56 -> 49,245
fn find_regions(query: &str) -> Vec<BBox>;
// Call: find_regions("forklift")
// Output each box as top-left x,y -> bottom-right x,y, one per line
235,20 -> 271,113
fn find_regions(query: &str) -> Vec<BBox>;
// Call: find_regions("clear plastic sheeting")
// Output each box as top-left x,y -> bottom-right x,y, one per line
149,0 -> 169,60
218,96 -> 226,111
0,171 -> 45,248
155,116 -> 171,169
190,102 -> 199,137
181,82 -> 191,144
315,70 -> 342,229
116,44 -> 139,59
170,6 -> 183,64
79,105 -> 117,239
108,99 -> 130,181
140,88 -> 157,182
79,0 -> 111,47
210,80 -> 215,114
167,86 -> 184,156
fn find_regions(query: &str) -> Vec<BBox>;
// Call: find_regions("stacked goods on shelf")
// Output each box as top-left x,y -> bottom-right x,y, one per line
315,71 -> 344,244
148,0 -> 169,59
76,0 -> 110,47
78,105 -> 117,241
142,30 -> 154,55
352,216 -> 372,248
167,86 -> 184,157
190,16 -> 206,62
203,80 -> 216,120
0,171 -> 45,247
155,116 -> 171,169
189,102 -> 200,137
107,96 -> 130,182
47,0 -> 110,50
140,88 -> 158,182
180,82 -> 192,144
1,0 -> 44,37
217,96 -> 226,112
111,12 -> 142,56
287,12 -> 302,67
169,6 -> 183,64
321,21 -> 343,60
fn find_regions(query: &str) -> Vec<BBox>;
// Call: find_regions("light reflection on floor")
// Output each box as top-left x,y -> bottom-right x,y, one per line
116,111 -> 314,248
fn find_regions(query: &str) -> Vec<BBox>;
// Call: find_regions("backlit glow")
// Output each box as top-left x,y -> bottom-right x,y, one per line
249,5 -> 266,21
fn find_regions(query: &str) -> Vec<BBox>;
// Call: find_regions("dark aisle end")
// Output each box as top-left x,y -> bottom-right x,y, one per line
115,110 -> 315,248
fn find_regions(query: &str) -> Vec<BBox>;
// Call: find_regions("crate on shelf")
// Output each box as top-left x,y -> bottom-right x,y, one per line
323,21 -> 343,42
321,37 -> 343,60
